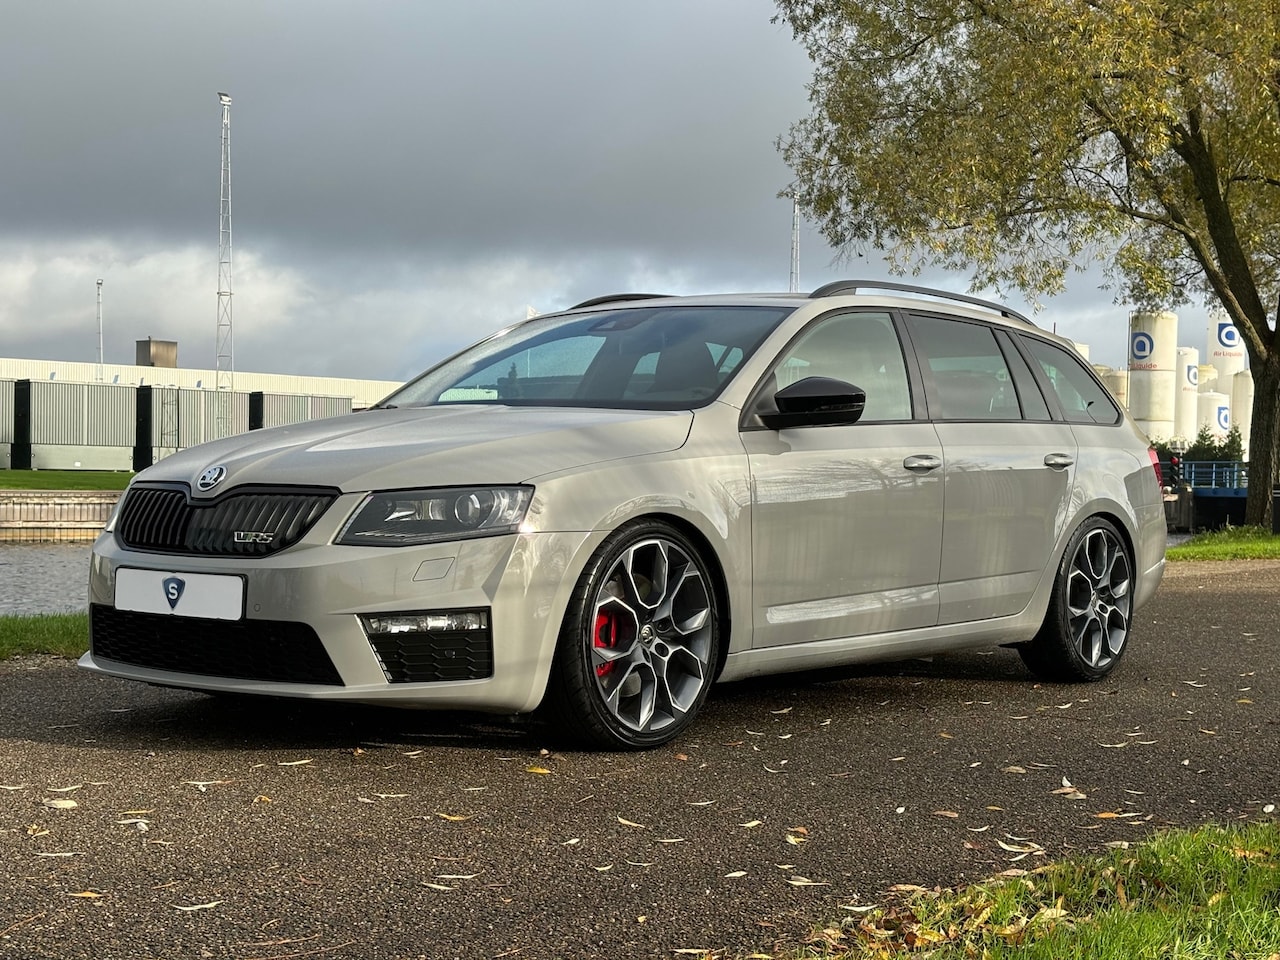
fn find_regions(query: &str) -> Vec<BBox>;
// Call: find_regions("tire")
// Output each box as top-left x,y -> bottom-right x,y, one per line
1019,516 -> 1134,682
546,519 -> 723,750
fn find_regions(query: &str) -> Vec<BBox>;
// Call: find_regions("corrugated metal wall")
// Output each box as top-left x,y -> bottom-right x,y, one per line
29,382 -> 137,446
0,380 -> 13,444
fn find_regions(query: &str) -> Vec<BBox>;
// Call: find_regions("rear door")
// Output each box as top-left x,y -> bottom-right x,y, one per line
905,313 -> 1077,624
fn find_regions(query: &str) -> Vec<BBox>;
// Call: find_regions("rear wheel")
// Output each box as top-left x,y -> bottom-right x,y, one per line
1020,516 -> 1133,682
546,520 -> 722,749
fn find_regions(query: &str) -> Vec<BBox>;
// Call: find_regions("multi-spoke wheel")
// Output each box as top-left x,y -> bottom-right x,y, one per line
546,520 -> 722,749
1020,517 -> 1134,682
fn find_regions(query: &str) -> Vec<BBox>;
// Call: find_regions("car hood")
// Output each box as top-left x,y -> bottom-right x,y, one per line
136,406 -> 694,493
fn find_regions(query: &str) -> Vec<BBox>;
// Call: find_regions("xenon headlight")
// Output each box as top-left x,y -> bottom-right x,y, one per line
336,486 -> 533,547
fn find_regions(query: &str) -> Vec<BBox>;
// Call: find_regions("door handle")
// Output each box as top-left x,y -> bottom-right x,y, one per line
903,454 -> 943,472
1043,453 -> 1074,469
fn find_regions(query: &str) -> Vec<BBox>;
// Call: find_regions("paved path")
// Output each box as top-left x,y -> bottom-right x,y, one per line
1,561 -> 1277,959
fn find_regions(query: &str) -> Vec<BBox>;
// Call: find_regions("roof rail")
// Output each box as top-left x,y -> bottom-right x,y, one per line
809,280 -> 1034,326
569,293 -> 668,310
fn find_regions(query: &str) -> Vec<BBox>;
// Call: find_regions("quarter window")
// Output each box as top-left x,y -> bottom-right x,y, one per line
1021,337 -> 1121,425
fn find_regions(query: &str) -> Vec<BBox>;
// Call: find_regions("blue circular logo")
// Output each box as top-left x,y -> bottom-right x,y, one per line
1217,406 -> 1231,431
1131,331 -> 1155,360
1187,364 -> 1199,386
1217,322 -> 1240,349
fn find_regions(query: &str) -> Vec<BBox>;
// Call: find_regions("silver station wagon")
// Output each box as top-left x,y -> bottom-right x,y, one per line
82,282 -> 1167,748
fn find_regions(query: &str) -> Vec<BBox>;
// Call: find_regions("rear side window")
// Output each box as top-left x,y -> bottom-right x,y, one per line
909,315 -> 1022,421
1021,337 -> 1121,425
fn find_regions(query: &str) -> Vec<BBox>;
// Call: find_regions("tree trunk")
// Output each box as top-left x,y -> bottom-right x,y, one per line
1245,353 -> 1280,527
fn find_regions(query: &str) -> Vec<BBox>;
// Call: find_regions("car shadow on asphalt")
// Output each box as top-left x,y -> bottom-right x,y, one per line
7,644 -> 1075,754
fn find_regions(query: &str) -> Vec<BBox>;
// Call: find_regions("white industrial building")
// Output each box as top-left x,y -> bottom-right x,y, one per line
0,356 -> 401,411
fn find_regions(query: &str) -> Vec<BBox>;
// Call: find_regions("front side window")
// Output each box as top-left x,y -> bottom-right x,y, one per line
766,311 -> 912,421
909,315 -> 1023,421
384,306 -> 792,410
1021,337 -> 1122,425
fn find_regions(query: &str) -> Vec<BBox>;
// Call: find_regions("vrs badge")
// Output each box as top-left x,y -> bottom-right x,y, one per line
197,465 -> 227,491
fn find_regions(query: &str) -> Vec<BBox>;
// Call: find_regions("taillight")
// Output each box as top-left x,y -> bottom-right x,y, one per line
1148,448 -> 1163,488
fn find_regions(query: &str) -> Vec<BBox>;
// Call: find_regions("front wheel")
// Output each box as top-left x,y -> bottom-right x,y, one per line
546,520 -> 722,749
1019,516 -> 1134,682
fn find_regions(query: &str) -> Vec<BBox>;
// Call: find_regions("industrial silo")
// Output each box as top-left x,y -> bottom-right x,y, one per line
1072,341 -> 1090,361
1197,391 -> 1231,441
1197,364 -> 1218,394
1232,370 -> 1254,459
1100,368 -> 1128,409
1174,346 -> 1199,441
1206,308 -> 1246,385
1128,310 -> 1178,440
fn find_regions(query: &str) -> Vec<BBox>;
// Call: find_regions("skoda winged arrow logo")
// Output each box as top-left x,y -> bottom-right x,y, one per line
197,465 -> 227,491
162,576 -> 185,610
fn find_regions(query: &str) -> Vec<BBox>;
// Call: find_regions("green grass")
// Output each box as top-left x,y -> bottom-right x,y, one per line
0,469 -> 131,491
0,612 -> 89,659
1167,524 -> 1280,561
785,821 -> 1280,959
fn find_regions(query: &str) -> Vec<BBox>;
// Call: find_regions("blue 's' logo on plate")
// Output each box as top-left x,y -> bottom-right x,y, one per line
162,576 -> 185,610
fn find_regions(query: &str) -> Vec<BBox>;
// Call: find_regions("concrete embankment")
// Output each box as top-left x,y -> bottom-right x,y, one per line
0,489 -> 120,543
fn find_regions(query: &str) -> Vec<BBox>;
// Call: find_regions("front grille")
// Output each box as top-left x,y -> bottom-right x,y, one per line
90,605 -> 343,685
369,629 -> 494,683
117,483 -> 339,557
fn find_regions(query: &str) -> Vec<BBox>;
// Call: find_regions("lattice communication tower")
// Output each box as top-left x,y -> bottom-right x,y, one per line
215,92 -> 235,437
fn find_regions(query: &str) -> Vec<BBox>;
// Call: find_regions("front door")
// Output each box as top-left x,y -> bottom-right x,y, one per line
742,310 -> 944,648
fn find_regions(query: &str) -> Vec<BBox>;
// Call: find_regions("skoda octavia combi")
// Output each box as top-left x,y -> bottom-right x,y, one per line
82,282 -> 1166,748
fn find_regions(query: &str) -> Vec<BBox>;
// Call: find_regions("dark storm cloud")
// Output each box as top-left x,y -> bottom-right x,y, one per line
1,1 -> 807,268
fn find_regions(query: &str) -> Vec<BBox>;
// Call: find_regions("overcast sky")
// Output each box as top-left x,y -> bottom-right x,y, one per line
0,0 -> 1192,382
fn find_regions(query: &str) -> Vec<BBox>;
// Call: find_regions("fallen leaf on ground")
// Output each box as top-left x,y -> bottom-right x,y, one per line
617,816 -> 646,829
172,901 -> 222,911
933,810 -> 960,818
277,759 -> 313,766
724,871 -> 747,878
526,766 -> 551,775
42,799 -> 77,810
68,891 -> 103,899
1002,766 -> 1027,774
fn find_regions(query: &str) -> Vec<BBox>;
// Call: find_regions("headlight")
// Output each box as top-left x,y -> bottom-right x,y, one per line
336,486 -> 533,547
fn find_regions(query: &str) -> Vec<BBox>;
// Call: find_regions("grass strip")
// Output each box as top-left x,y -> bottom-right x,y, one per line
0,613 -> 89,659
0,470 -> 131,491
1167,524 -> 1280,561
789,821 -> 1280,959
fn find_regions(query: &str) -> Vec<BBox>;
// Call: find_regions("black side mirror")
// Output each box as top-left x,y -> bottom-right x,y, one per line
759,376 -> 866,430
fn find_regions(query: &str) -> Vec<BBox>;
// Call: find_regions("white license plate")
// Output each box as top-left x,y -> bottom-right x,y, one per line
115,568 -> 245,620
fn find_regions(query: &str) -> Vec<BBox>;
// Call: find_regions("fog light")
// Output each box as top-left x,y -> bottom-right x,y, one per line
360,610 -> 489,635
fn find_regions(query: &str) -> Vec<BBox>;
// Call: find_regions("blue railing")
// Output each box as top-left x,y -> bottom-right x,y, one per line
1180,460 -> 1248,488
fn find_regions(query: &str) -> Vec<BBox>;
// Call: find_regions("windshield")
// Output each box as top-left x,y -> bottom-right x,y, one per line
382,305 -> 794,410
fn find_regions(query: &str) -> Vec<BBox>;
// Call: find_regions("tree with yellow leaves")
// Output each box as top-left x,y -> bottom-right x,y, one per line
777,0 -> 1280,523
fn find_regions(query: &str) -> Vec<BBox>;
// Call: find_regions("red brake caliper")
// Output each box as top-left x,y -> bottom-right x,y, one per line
593,611 -> 617,678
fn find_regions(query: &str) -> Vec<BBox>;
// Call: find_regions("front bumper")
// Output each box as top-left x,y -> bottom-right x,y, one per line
80,518 -> 595,714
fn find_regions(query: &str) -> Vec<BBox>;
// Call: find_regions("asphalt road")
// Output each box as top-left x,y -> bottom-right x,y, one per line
2,560 -> 1277,960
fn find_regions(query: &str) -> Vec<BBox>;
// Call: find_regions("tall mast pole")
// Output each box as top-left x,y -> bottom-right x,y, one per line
789,199 -> 800,293
215,91 -> 235,438
95,279 -> 104,383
